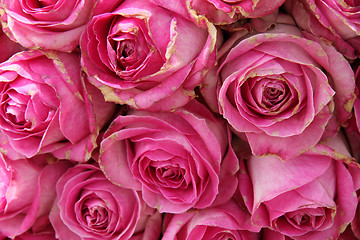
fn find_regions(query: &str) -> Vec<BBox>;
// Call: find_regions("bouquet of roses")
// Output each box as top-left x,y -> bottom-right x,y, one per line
0,0 -> 360,239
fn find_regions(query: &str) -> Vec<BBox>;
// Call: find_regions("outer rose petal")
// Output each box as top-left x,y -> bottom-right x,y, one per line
246,105 -> 333,159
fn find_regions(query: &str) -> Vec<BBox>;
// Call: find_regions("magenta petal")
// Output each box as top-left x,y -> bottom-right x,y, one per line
210,130 -> 239,207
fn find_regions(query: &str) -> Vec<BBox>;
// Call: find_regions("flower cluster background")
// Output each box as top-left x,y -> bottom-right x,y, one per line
0,0 -> 360,239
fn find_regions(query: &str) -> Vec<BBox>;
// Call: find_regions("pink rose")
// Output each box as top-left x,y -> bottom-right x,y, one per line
284,0 -> 360,59
238,133 -> 360,239
80,0 -> 217,111
0,0 -> 124,52
204,14 -> 355,160
0,50 -> 115,161
162,199 -> 260,239
99,100 -> 239,213
0,154 -> 72,238
49,163 -> 162,240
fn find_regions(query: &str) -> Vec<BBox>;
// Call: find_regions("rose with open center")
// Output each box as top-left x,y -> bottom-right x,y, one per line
49,163 -> 162,240
203,14 -> 355,160
99,100 -> 239,213
0,50 -> 115,161
0,0 -> 124,52
80,0 -> 217,111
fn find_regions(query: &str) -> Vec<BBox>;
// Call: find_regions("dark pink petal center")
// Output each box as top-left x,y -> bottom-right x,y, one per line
262,80 -> 288,107
141,156 -> 187,189
106,17 -> 151,76
241,76 -> 292,116
2,89 -> 31,128
5,95 -> 29,126
81,197 -> 109,231
154,164 -> 185,186
274,207 -> 335,236
116,40 -> 139,69
0,81 -> 57,134
38,0 -> 57,7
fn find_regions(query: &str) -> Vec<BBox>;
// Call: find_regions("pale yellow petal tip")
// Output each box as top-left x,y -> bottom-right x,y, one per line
99,84 -> 138,108
344,93 -> 357,113
65,150 -> 71,160
46,155 -> 58,164
257,152 -> 284,161
0,148 -> 7,155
